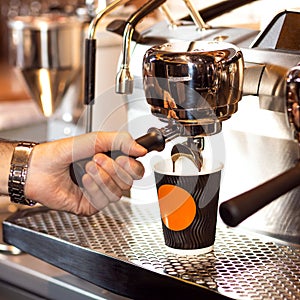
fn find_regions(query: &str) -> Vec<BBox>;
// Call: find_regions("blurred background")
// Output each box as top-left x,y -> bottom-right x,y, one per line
1,0 -> 299,101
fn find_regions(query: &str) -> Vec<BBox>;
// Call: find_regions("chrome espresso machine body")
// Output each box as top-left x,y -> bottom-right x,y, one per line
123,8 -> 300,244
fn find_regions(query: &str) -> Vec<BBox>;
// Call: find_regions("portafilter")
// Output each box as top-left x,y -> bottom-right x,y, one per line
70,41 -> 244,185
142,41 -> 244,137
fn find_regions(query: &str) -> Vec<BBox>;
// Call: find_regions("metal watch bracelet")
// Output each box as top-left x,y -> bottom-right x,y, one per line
8,142 -> 39,206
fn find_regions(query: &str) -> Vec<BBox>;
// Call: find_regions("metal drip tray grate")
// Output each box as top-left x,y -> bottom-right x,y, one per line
3,199 -> 300,300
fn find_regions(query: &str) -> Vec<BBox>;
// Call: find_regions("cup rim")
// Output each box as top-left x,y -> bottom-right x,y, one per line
153,159 -> 223,176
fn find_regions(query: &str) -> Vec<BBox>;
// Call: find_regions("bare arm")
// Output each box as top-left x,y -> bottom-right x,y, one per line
0,140 -> 16,196
0,132 -> 147,216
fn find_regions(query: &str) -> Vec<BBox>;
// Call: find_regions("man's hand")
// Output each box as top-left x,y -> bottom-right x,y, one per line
25,132 -> 147,216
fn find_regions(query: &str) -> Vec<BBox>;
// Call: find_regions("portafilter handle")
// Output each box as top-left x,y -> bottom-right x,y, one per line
69,123 -> 182,187
220,64 -> 300,227
70,129 -> 165,187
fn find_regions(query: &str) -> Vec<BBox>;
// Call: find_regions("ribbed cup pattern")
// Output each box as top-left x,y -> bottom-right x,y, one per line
154,171 -> 221,250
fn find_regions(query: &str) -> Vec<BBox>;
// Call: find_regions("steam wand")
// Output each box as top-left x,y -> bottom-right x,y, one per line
84,0 -> 168,128
84,0 -> 131,133
115,0 -> 167,94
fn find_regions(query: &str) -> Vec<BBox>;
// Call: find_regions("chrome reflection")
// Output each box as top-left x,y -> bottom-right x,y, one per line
287,64 -> 300,143
143,41 -> 244,136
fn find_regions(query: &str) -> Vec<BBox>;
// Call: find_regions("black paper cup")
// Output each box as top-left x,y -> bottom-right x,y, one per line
154,159 -> 222,254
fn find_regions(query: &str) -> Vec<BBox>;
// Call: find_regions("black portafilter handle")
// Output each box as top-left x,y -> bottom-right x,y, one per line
219,160 -> 300,227
70,128 -> 165,187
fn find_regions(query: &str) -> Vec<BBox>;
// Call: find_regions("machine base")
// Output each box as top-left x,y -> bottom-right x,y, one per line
3,199 -> 300,299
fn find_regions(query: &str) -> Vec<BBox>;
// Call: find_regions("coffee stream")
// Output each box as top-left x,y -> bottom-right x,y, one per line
171,142 -> 203,173
171,153 -> 203,173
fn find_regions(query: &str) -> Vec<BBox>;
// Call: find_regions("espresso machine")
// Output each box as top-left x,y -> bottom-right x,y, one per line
3,1 -> 300,299
121,4 -> 300,244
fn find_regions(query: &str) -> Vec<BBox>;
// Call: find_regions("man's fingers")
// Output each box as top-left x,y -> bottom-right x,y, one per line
115,156 -> 145,180
87,156 -> 133,190
95,132 -> 147,157
82,172 -> 122,211
70,131 -> 147,163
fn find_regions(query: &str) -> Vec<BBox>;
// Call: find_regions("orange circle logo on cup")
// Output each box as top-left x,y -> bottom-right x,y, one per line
158,184 -> 196,231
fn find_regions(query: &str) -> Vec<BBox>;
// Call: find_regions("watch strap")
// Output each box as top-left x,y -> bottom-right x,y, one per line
8,142 -> 38,206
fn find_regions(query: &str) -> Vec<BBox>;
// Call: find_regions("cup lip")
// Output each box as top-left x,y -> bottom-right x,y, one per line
165,245 -> 214,255
153,159 -> 223,176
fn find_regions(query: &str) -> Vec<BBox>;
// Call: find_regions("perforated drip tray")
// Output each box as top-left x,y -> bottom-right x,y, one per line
3,199 -> 300,300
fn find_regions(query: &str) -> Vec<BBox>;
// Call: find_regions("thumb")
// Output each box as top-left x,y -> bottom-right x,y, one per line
70,131 -> 147,162
95,131 -> 148,157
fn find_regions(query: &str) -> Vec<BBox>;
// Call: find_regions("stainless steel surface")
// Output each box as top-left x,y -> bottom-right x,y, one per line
150,120 -> 183,142
0,211 -> 128,300
250,10 -> 300,52
3,201 -> 300,299
143,41 -> 244,136
86,104 -> 93,133
2,2 -> 300,299
219,61 -> 300,228
8,14 -> 84,117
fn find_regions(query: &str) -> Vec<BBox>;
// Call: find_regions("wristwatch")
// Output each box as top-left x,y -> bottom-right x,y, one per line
8,142 -> 38,206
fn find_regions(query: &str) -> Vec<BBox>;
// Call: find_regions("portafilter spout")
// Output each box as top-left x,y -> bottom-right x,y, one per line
171,138 -> 204,172
220,64 -> 300,227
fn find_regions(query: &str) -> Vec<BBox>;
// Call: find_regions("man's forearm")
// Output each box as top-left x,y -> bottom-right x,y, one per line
0,140 -> 16,196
